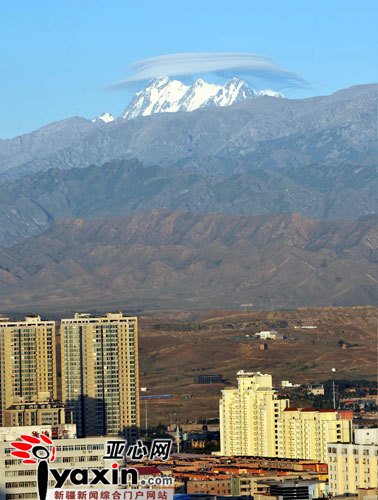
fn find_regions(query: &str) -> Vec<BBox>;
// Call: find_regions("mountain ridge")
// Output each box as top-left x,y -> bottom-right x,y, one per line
0,83 -> 375,182
0,159 -> 376,246
122,77 -> 283,119
0,210 -> 376,311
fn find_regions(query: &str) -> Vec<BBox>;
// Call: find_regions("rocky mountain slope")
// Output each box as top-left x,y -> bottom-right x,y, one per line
0,84 -> 375,311
0,159 -> 376,246
0,84 -> 376,182
0,211 -> 376,311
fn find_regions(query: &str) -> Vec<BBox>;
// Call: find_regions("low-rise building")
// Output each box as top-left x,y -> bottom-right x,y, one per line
186,477 -> 231,496
262,479 -> 327,500
193,375 -> 223,385
231,475 -> 270,497
2,401 -> 68,427
307,385 -> 325,396
281,380 -> 300,388
358,487 -> 378,500
255,331 -> 283,340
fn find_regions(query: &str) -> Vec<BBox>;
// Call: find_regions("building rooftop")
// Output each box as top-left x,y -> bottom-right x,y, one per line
135,466 -> 162,476
236,370 -> 270,378
266,479 -> 324,487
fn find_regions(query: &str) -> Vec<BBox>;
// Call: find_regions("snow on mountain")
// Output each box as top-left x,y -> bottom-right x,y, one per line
122,77 -> 284,120
88,81 -> 285,123
208,78 -> 256,106
257,89 -> 285,98
92,112 -> 114,123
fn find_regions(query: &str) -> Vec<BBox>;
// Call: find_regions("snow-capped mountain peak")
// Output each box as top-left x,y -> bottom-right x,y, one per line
212,77 -> 255,105
122,77 -> 285,120
91,112 -> 114,123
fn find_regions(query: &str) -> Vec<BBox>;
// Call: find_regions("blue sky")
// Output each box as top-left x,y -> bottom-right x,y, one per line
1,0 -> 377,138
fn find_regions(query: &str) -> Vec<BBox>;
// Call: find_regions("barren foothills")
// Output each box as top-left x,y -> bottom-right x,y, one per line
0,210 -> 377,310
136,306 -> 377,425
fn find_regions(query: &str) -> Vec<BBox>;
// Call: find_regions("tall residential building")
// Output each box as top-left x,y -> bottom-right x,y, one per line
219,371 -> 352,461
0,316 -> 61,427
279,408 -> 352,463
61,312 -> 139,438
219,371 -> 289,456
327,428 -> 378,496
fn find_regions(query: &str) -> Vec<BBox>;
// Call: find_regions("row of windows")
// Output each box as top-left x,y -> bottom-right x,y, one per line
6,493 -> 37,498
329,447 -> 377,456
5,470 -> 35,477
5,482 -> 37,488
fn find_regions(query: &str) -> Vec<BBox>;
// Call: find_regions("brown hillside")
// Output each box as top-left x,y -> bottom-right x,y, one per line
137,306 -> 377,424
0,210 -> 377,311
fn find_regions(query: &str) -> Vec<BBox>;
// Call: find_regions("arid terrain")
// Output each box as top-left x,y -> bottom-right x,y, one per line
0,211 -> 377,311
137,306 -> 377,425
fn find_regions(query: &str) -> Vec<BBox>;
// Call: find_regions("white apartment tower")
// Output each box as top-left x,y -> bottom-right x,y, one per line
219,371 -> 289,456
219,371 -> 352,461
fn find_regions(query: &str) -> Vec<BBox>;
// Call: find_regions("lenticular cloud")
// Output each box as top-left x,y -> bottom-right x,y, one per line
111,52 -> 306,89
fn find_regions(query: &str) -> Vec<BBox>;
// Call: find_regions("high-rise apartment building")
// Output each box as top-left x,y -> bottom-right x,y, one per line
0,316 -> 61,427
219,371 -> 352,461
219,371 -> 289,456
61,312 -> 139,438
328,428 -> 378,496
279,407 -> 352,462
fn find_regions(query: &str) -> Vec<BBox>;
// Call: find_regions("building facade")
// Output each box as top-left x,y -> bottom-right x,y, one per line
219,371 -> 352,461
279,408 -> 352,463
0,316 -> 58,427
61,312 -> 139,438
267,480 -> 327,500
327,428 -> 378,496
186,478 -> 231,496
219,371 -> 289,456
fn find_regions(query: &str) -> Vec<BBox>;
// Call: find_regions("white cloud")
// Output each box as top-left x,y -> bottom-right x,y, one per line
110,52 -> 306,90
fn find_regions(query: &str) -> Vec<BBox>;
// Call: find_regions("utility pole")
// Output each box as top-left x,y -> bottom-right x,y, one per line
176,420 -> 180,454
145,399 -> 148,433
331,368 -> 337,409
332,380 -> 336,410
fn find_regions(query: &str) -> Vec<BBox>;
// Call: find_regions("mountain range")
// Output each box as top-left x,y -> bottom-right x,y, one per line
0,83 -> 375,182
122,77 -> 283,119
0,210 -> 376,312
0,159 -> 376,246
70,77 -> 283,127
0,82 -> 376,309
